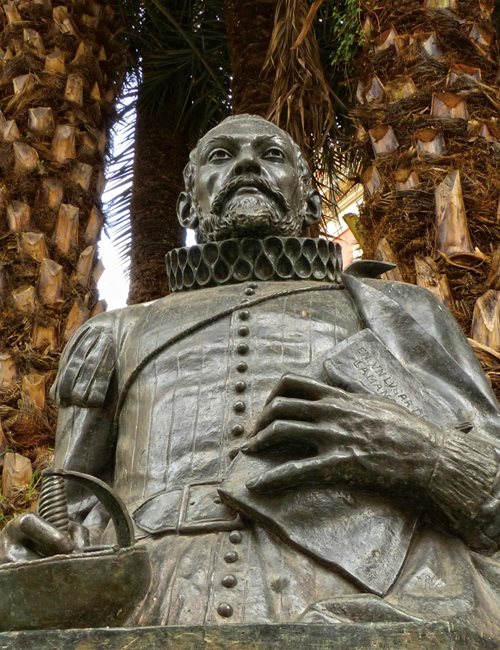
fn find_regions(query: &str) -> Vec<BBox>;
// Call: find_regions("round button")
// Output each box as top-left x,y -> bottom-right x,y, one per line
229,530 -> 242,544
238,326 -> 249,337
224,551 -> 239,563
228,448 -> 239,460
234,381 -> 246,393
236,362 -> 248,373
221,574 -> 237,588
217,602 -> 234,617
245,287 -> 255,296
248,282 -> 258,289
236,343 -> 249,355
238,310 -> 250,321
233,401 -> 246,413
240,298 -> 250,304
231,424 -> 245,437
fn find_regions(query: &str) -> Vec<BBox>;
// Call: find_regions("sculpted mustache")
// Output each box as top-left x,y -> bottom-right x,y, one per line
211,176 -> 290,215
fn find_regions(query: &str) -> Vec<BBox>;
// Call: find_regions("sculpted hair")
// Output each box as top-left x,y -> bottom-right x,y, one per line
182,115 -> 312,200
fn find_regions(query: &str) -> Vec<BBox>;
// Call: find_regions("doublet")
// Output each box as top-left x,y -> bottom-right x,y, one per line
52,273 -> 500,631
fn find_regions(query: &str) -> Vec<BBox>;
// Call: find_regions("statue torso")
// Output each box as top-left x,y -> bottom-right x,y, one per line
112,281 -> 363,507
50,274 -> 500,629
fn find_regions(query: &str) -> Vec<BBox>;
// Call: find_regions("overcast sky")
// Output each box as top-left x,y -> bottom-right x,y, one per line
97,232 -> 129,310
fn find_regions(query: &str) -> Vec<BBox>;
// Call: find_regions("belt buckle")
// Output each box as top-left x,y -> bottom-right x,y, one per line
178,481 -> 244,533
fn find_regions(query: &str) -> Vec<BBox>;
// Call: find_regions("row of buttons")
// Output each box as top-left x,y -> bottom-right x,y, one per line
230,283 -> 257,443
217,283 -> 256,617
217,530 -> 243,618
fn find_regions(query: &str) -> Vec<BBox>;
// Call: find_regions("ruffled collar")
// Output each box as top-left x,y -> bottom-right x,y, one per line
165,236 -> 343,292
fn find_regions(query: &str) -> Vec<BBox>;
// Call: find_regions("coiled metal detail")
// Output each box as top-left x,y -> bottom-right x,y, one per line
37,473 -> 69,532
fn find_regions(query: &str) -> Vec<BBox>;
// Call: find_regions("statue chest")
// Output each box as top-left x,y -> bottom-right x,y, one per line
113,285 -> 362,502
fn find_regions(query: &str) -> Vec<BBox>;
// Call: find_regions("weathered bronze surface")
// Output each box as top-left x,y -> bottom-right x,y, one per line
0,469 -> 151,630
0,115 -> 499,643
0,547 -> 150,631
0,621 -> 498,650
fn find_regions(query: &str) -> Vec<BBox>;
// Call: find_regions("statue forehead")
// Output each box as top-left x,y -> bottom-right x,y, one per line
196,116 -> 294,153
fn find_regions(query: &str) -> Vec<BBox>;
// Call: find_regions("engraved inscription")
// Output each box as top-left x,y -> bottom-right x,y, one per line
352,346 -> 424,416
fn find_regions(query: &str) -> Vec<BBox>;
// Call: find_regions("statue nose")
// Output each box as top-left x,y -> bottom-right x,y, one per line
232,150 -> 261,175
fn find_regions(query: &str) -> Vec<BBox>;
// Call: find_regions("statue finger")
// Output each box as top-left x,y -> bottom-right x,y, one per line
18,513 -> 75,557
246,457 -> 324,493
243,419 -> 336,454
252,396 -> 321,435
265,373 -> 346,405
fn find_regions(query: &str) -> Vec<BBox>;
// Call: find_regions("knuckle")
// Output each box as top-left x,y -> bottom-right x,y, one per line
279,372 -> 299,388
271,419 -> 286,434
270,396 -> 285,411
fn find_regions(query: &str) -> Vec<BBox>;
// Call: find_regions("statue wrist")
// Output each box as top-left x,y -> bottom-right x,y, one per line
427,428 -> 498,535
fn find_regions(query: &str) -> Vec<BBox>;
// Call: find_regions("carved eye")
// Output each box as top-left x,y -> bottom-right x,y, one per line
208,148 -> 232,162
263,147 -> 285,161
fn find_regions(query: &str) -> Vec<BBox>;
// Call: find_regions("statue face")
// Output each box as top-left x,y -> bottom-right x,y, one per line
191,117 -> 307,242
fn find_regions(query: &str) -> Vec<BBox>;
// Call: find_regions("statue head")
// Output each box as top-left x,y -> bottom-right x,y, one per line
177,114 -> 322,243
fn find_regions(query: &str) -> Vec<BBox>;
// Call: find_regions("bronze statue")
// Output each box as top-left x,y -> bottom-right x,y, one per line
1,115 -> 499,639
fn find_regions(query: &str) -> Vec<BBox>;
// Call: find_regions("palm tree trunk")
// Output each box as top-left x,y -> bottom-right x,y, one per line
0,0 -> 126,515
127,80 -> 187,305
224,0 -> 276,116
352,0 -> 499,394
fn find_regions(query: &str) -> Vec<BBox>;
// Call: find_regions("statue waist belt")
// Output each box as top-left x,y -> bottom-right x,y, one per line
132,481 -> 244,535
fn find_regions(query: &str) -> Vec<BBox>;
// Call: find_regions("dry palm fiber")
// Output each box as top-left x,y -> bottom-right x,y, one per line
0,1 -> 126,519
264,0 -> 334,163
351,0 -> 499,396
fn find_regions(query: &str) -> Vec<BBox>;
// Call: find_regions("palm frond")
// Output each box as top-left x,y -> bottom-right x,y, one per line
314,0 -> 365,218
147,0 -> 226,92
103,75 -> 138,269
265,0 -> 334,161
104,0 -> 231,270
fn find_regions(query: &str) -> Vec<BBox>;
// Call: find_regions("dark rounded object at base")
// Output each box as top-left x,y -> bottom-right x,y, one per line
0,546 -> 151,631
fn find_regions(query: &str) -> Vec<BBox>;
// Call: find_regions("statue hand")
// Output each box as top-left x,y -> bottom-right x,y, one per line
0,513 -> 81,564
243,374 -> 443,495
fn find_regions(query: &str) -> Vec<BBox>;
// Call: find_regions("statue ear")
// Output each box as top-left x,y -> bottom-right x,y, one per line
303,189 -> 322,226
177,192 -> 199,230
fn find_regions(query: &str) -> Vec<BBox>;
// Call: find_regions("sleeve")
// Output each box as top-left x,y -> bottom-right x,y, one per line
376,280 -> 498,415
50,311 -> 118,536
428,428 -> 500,552
378,281 -> 500,551
50,312 -> 116,408
376,282 -> 500,550
346,276 -> 500,551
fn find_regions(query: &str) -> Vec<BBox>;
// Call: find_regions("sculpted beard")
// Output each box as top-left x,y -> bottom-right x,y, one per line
196,176 -> 304,243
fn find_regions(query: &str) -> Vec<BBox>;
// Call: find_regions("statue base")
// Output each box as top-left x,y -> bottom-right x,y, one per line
0,622 -> 497,649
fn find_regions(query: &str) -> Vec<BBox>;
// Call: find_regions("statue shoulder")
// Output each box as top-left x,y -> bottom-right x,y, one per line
51,303 -> 149,408
343,265 -> 454,333
362,278 -> 491,385
363,278 -> 453,325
